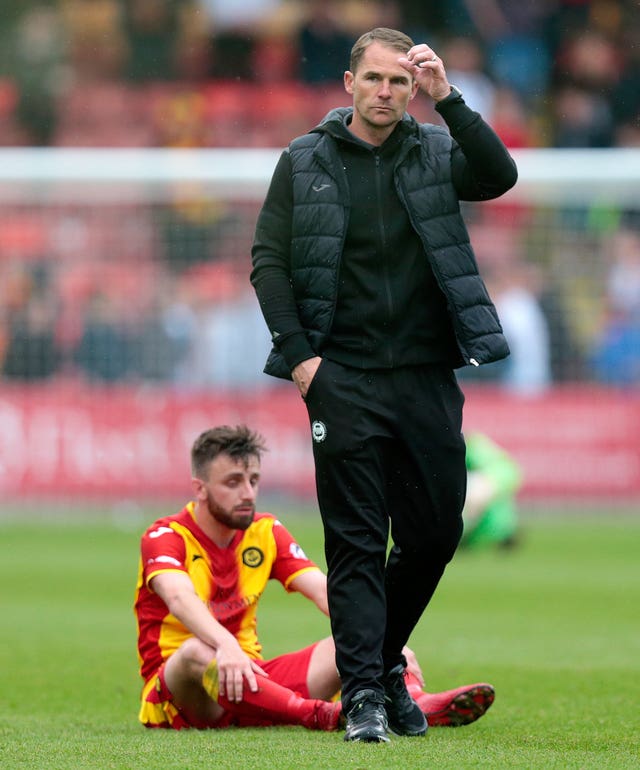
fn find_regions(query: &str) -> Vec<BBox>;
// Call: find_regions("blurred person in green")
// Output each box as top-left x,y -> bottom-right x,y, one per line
461,433 -> 522,548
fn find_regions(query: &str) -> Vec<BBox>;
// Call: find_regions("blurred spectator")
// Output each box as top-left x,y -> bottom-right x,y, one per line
488,260 -> 552,395
184,262 -> 271,388
553,27 -> 623,94
3,5 -> 69,145
132,280 -> 199,382
172,3 -> 214,81
605,225 -> 640,317
551,85 -> 615,148
443,0 -> 554,99
156,283 -> 200,384
60,0 -> 126,82
612,55 -> 640,136
464,226 -> 552,395
544,0 -> 593,52
196,0 -> 282,80
537,276 -> 586,383
438,35 -> 496,119
392,2 -> 447,40
550,27 -> 623,147
133,309 -> 182,382
591,310 -> 640,386
489,85 -> 538,148
158,195 -> 235,273
2,294 -> 63,380
192,292 -> 272,388
297,1 -> 353,83
615,120 -> 640,148
153,90 -> 210,147
122,0 -> 180,81
590,223 -> 640,386
250,3 -> 303,84
74,293 -> 135,382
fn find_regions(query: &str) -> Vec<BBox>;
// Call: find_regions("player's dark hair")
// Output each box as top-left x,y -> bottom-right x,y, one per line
350,27 -> 415,73
191,425 -> 267,479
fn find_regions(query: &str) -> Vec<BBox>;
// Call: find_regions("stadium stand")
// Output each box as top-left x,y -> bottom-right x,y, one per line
0,1 -> 638,150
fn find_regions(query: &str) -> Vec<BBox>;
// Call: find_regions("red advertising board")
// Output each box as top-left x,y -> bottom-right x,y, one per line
463,386 -> 640,499
0,383 -> 638,502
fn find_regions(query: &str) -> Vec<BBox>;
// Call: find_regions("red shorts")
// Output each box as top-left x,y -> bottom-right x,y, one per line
139,642 -> 319,729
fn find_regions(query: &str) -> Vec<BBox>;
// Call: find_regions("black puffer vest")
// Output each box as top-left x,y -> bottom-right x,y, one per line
264,108 -> 509,379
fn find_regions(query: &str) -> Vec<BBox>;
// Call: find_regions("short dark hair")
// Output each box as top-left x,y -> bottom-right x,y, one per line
191,425 -> 267,479
350,27 -> 415,73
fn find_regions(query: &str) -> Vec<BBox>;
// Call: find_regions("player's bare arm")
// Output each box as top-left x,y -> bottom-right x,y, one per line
151,571 -> 267,702
289,569 -> 330,615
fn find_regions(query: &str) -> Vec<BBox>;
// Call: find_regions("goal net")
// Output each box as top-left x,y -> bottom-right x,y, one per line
0,147 -> 638,504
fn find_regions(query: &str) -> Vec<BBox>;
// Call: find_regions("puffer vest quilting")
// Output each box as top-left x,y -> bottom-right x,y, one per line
264,110 -> 509,378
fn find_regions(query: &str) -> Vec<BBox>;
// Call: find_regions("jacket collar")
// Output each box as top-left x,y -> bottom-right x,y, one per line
312,107 -> 420,142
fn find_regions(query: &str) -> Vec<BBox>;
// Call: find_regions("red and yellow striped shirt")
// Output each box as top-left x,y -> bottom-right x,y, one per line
134,503 -> 319,685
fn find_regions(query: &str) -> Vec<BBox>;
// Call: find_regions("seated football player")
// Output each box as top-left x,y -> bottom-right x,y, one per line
134,425 -> 495,734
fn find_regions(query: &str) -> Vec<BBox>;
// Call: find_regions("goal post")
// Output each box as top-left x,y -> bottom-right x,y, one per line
0,147 -> 639,202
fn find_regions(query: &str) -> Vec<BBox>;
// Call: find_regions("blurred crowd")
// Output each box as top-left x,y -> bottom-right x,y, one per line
1,0 -> 640,391
0,0 -> 639,149
0,199 -> 275,389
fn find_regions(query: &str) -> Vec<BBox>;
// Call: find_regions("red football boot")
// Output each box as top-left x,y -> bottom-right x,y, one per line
406,677 -> 495,727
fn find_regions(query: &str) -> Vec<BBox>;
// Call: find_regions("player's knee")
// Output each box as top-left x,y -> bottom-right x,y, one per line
175,637 -> 217,677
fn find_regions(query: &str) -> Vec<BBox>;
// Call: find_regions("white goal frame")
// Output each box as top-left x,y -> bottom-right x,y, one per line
0,147 -> 638,205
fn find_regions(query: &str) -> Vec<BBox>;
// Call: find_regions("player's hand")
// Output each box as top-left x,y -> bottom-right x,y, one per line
215,637 -> 268,702
292,356 -> 322,400
403,645 -> 425,688
398,44 -> 451,102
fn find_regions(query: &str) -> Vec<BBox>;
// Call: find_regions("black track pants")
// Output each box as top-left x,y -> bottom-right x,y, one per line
304,359 -> 466,710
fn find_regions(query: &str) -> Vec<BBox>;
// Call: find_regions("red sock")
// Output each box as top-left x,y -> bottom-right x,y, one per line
404,670 -> 430,712
204,664 -> 337,729
218,674 -> 310,726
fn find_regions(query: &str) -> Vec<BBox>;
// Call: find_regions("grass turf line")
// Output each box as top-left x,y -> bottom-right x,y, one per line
0,510 -> 638,769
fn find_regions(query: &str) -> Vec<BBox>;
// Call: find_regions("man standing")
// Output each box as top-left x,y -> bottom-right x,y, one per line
251,27 -> 516,742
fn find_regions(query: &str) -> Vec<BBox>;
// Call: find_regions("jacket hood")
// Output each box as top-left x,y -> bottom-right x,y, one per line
311,107 -> 420,140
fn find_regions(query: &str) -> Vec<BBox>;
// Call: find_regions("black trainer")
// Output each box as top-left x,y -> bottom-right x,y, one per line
343,689 -> 390,743
383,665 -> 428,737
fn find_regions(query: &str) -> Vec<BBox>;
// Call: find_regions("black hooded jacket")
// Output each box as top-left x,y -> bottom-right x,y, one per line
251,97 -> 518,380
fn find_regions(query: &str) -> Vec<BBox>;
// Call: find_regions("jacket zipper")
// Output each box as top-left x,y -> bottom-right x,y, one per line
375,152 -> 395,367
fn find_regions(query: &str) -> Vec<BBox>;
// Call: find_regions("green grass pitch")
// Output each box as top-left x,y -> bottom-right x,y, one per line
0,505 -> 638,769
